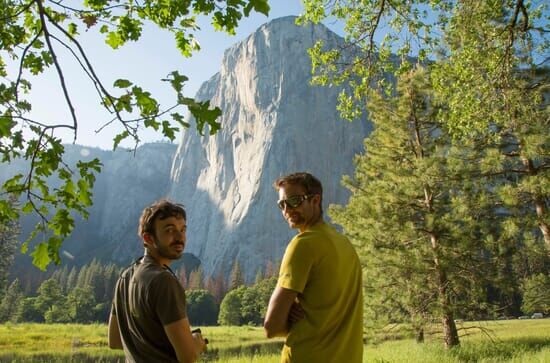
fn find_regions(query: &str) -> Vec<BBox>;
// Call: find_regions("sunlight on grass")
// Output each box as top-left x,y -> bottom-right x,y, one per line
0,320 -> 549,362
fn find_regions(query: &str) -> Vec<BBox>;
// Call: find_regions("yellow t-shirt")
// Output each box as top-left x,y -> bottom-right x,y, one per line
278,222 -> 363,363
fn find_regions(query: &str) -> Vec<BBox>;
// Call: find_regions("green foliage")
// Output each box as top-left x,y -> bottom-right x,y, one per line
218,287 -> 243,326
13,297 -> 42,323
35,278 -> 65,320
0,278 -> 22,322
44,303 -> 71,324
301,0 -> 550,343
186,289 -> 219,326
11,260 -> 121,323
65,286 -> 97,323
229,259 -> 244,290
218,277 -> 276,326
0,202 -> 19,295
521,273 -> 550,315
0,0 -> 270,271
299,1 -> 548,134
330,68 -> 501,347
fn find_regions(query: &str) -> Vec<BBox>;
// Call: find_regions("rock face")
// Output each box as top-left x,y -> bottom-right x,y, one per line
3,16 -> 372,283
169,16 -> 371,280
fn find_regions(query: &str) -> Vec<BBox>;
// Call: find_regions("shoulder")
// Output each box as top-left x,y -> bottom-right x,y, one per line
292,223 -> 334,243
148,267 -> 179,287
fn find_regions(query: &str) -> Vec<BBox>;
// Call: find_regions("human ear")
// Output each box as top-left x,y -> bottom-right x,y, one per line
312,194 -> 321,206
143,233 -> 153,246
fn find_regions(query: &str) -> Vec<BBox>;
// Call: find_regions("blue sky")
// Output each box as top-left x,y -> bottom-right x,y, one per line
23,1 -> 343,150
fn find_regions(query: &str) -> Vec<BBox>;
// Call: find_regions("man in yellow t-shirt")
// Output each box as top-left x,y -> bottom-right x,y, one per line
264,172 -> 363,363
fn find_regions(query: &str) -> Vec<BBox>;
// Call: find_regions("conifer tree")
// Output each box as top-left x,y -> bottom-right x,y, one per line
51,265 -> 69,293
330,68 -> 495,348
188,267 -> 204,290
66,266 -> 78,292
0,199 -> 19,296
229,259 -> 245,290
0,278 -> 22,322
210,271 -> 228,304
102,264 -> 121,302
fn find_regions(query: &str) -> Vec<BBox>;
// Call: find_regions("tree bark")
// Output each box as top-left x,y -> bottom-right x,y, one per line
415,327 -> 424,343
521,157 -> 550,253
430,234 -> 460,348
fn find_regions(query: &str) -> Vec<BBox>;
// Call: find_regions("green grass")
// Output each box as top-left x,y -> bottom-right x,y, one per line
0,320 -> 549,362
365,319 -> 550,363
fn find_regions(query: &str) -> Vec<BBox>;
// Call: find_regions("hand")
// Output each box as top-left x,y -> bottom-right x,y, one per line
288,301 -> 305,325
191,328 -> 208,353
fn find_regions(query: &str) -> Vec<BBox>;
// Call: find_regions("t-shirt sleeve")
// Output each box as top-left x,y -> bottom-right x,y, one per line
150,272 -> 187,326
278,234 -> 316,293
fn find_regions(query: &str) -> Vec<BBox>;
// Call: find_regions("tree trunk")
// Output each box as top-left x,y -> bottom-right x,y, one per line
441,310 -> 459,348
534,195 -> 550,253
521,157 -> 550,253
431,234 -> 460,348
415,327 -> 424,343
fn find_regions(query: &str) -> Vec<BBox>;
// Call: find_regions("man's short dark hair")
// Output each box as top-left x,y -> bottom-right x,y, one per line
138,199 -> 186,237
273,172 -> 323,212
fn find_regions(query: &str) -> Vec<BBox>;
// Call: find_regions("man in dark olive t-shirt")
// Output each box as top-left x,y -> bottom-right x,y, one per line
108,200 -> 207,363
112,255 -> 188,362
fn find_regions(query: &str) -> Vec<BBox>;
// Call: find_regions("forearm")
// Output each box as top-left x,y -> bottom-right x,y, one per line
263,320 -> 289,338
164,318 -> 206,363
264,287 -> 298,338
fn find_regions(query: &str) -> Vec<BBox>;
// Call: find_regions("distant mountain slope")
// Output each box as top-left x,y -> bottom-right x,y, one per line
168,16 -> 371,280
4,143 -> 178,281
4,16 -> 371,283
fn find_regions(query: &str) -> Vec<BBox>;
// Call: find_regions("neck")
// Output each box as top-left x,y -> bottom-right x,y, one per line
299,214 -> 323,233
144,250 -> 171,267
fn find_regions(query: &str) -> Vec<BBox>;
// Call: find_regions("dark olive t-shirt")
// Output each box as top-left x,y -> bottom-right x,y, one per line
112,255 -> 187,363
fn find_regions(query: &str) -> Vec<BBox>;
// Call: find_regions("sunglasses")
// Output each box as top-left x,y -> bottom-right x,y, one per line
277,194 -> 314,210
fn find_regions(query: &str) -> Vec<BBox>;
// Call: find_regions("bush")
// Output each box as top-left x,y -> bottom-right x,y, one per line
186,289 -> 219,326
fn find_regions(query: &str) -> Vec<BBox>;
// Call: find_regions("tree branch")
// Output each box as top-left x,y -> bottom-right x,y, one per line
36,0 -> 77,141
15,26 -> 44,103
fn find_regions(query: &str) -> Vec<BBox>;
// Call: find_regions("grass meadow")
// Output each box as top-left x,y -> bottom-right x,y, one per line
0,319 -> 549,362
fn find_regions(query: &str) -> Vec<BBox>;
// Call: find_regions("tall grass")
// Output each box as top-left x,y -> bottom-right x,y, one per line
0,320 -> 549,362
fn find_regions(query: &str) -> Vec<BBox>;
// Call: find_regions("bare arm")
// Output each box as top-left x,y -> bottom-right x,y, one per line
164,317 -> 206,363
264,286 -> 299,338
108,313 -> 123,349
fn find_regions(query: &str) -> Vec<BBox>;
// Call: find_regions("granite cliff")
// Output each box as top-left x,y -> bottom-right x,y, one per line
5,16 -> 371,282
168,16 -> 371,280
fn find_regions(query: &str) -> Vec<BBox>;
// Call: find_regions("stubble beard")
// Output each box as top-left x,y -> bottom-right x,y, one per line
154,240 -> 184,261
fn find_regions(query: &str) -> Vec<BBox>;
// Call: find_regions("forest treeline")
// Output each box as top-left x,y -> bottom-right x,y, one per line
0,257 -> 277,327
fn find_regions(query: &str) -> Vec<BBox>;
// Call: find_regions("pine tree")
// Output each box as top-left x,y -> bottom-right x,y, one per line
66,266 -> 78,292
229,259 -> 244,290
330,68 -> 495,348
254,268 -> 264,285
76,263 -> 89,289
264,260 -> 279,279
0,278 -> 23,322
188,267 -> 204,290
0,198 -> 19,296
86,259 -> 105,302
210,271 -> 228,304
102,264 -> 121,302
51,266 -> 69,294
